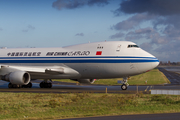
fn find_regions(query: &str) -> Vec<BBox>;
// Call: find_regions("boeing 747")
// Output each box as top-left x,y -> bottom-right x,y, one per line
0,41 -> 159,90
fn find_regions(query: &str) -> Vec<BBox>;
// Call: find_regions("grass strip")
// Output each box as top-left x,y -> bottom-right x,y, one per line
0,92 -> 180,119
54,68 -> 170,85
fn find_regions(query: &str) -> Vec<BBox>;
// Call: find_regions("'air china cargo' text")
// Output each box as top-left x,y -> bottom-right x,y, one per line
46,51 -> 90,56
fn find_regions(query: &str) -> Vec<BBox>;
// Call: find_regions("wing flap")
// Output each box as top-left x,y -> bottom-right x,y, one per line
45,68 -> 64,74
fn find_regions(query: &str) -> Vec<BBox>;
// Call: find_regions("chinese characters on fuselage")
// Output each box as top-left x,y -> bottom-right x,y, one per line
7,52 -> 41,56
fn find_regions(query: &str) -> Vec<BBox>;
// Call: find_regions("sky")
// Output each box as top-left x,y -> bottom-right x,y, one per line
0,0 -> 180,62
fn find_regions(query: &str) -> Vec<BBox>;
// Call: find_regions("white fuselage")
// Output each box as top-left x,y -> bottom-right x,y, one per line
0,41 -> 159,79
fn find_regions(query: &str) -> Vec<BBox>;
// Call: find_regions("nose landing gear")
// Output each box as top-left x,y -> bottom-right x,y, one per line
121,77 -> 129,90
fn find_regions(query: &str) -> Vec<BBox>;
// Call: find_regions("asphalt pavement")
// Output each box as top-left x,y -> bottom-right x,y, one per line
59,113 -> 180,120
158,67 -> 180,84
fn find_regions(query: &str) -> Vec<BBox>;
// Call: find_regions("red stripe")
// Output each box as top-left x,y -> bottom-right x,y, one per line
96,51 -> 102,55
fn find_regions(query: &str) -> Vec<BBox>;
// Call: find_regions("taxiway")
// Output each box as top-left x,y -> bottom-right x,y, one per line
0,67 -> 179,93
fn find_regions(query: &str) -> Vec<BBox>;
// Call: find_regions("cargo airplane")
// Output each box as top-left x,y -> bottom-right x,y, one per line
0,41 -> 159,90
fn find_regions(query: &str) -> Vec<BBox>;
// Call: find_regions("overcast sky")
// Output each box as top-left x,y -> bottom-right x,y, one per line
0,0 -> 180,62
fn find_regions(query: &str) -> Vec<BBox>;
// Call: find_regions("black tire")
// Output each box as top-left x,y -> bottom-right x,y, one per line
12,84 -> 18,88
40,82 -> 52,88
24,85 -> 28,88
40,82 -> 44,88
27,82 -> 32,88
44,83 -> 48,88
47,83 -> 52,88
121,84 -> 127,90
8,83 -> 12,88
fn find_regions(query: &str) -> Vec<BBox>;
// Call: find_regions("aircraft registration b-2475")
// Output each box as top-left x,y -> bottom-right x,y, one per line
0,41 -> 159,90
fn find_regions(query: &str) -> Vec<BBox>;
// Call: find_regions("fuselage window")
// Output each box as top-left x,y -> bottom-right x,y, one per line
127,45 -> 139,48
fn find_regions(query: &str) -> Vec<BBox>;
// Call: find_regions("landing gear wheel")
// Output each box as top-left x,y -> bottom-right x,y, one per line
27,82 -> 32,88
120,77 -> 129,90
121,84 -> 127,90
8,83 -> 12,88
8,83 -> 20,88
23,85 -> 28,88
40,82 -> 44,88
47,83 -> 52,88
22,82 -> 32,88
40,82 -> 52,88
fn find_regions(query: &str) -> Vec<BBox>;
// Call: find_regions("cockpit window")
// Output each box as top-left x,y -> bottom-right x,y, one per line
127,45 -> 139,48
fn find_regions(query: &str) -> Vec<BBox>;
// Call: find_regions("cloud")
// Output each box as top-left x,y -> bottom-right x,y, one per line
139,42 -> 153,52
125,31 -> 143,41
155,41 -> 180,62
87,0 -> 109,6
28,25 -> 35,30
52,0 -> 109,10
110,32 -> 124,39
156,41 -> 180,53
163,25 -> 180,40
0,28 -> 3,31
110,0 -> 180,62
75,33 -> 84,36
123,27 -> 151,39
22,29 -> 28,32
125,27 -> 168,44
134,27 -> 153,34
114,0 -> 180,16
22,25 -> 35,32
111,13 -> 156,31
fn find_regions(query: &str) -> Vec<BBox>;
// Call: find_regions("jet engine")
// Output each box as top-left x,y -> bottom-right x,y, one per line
72,79 -> 95,84
2,71 -> 31,85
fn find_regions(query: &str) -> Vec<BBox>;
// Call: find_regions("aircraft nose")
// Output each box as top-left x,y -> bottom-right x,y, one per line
151,57 -> 159,68
146,52 -> 159,69
136,49 -> 159,73
141,49 -> 159,68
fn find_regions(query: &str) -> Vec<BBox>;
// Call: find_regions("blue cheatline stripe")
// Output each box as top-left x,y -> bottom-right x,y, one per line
0,59 -> 159,63
0,56 -> 157,59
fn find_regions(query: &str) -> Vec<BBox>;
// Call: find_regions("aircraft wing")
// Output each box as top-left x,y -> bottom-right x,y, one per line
0,65 -> 80,85
0,65 -> 64,74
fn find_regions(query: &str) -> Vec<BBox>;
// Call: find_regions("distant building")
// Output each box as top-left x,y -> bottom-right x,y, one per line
159,61 -> 180,66
168,61 -> 171,65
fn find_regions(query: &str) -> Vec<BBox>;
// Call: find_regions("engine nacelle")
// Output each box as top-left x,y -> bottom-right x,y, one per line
3,71 -> 31,85
72,79 -> 95,84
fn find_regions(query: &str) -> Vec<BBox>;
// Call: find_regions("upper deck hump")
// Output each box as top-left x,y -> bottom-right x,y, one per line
63,41 -> 137,50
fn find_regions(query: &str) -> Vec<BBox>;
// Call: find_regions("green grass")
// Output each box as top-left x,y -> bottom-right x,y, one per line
53,79 -> 78,83
54,69 -> 170,85
0,93 -> 180,119
94,69 -> 169,85
129,68 -> 170,85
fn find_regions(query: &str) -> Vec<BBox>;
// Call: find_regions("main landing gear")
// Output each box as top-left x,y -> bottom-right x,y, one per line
121,77 -> 129,90
8,82 -> 32,88
39,79 -> 52,88
8,83 -> 21,88
22,82 -> 32,88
